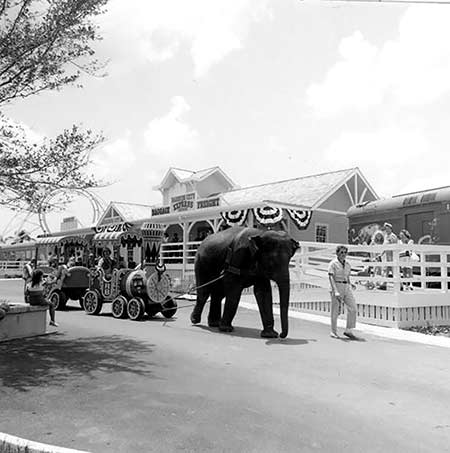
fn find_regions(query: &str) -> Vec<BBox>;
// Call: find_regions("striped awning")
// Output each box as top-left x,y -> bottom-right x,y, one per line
141,222 -> 164,238
36,236 -> 63,245
36,235 -> 91,246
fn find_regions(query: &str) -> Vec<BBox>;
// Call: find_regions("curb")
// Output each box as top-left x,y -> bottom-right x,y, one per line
240,302 -> 450,349
0,433 -> 90,453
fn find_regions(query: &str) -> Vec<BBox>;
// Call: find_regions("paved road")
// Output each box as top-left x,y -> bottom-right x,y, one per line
1,279 -> 450,453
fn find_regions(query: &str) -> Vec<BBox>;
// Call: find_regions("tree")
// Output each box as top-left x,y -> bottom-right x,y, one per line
0,0 -> 108,214
0,114 -> 104,212
0,0 -> 108,105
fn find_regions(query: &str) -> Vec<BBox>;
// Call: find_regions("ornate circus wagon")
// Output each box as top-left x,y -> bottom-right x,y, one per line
82,263 -> 177,321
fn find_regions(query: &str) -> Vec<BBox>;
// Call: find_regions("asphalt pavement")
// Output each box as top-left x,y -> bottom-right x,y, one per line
1,279 -> 450,453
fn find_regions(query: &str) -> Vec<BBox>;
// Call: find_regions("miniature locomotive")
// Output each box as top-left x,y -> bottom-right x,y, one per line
82,264 -> 177,321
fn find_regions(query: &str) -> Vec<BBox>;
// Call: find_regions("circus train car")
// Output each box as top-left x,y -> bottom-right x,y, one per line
347,186 -> 450,245
83,222 -> 177,321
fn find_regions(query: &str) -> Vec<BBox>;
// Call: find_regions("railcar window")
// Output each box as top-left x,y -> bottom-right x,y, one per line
403,196 -> 418,206
421,192 -> 437,203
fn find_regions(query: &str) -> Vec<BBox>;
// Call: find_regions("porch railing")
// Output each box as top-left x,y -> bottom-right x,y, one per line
293,241 -> 450,293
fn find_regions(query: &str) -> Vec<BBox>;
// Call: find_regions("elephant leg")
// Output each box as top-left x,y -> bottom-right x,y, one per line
208,286 -> 224,327
219,282 -> 242,332
190,285 -> 210,325
254,278 -> 278,338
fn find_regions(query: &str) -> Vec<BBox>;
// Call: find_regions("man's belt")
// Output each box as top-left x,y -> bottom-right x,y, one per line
335,280 -> 349,284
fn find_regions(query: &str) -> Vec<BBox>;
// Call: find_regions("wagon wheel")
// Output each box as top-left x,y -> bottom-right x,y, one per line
83,290 -> 103,315
146,272 -> 171,304
111,295 -> 128,319
127,297 -> 145,321
146,303 -> 162,318
161,296 -> 178,319
49,290 -> 67,311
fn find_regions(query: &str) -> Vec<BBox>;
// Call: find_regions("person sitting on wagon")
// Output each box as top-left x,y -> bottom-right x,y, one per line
97,248 -> 116,279
54,257 -> 70,290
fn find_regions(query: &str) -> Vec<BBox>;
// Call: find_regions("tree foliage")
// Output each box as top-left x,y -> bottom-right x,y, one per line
0,114 -> 104,212
0,0 -> 108,105
0,0 -> 109,215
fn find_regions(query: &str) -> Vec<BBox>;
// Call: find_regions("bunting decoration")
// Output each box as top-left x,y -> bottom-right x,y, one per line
253,206 -> 283,225
287,209 -> 312,230
221,209 -> 248,226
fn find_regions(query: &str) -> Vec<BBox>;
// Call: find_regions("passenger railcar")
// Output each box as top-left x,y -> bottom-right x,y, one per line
347,186 -> 450,245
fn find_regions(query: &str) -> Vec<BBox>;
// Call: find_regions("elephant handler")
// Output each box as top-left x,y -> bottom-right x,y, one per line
328,245 -> 359,340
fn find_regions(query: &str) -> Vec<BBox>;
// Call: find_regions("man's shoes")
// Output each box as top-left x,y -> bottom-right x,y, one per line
49,321 -> 59,327
343,331 -> 357,340
330,332 -> 340,339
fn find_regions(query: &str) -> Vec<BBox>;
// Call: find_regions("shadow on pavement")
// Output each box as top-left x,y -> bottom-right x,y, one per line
192,324 -> 315,344
0,333 -> 157,392
265,338 -> 316,346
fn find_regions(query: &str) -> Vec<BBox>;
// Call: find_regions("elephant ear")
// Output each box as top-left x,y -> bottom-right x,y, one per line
248,235 -> 263,257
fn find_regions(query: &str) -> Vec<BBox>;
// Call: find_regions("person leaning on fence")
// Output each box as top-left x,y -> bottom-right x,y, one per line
328,245 -> 359,340
382,222 -> 398,278
25,269 -> 58,327
399,229 -> 417,291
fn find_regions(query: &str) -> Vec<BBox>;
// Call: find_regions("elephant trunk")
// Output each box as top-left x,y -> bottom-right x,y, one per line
277,277 -> 290,338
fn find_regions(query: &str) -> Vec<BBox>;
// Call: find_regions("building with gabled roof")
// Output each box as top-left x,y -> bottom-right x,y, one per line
148,166 -> 378,245
97,201 -> 152,226
154,166 -> 238,203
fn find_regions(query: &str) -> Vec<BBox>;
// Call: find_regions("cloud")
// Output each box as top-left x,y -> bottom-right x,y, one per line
322,126 -> 450,197
99,0 -> 272,77
306,6 -> 450,116
144,96 -> 199,154
90,133 -> 136,180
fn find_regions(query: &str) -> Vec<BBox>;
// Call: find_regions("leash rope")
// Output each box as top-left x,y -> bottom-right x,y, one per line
159,271 -> 225,312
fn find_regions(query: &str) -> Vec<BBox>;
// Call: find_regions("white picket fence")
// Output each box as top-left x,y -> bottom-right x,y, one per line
161,240 -> 450,328
287,241 -> 450,328
0,261 -> 47,278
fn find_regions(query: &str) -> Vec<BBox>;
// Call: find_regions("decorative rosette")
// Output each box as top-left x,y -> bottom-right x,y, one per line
287,209 -> 312,230
221,209 -> 248,226
253,206 -> 283,225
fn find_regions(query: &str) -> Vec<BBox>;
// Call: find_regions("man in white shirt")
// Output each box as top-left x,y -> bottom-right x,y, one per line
328,245 -> 359,339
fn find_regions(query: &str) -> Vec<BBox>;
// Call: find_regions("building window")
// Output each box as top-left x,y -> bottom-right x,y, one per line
315,224 -> 328,243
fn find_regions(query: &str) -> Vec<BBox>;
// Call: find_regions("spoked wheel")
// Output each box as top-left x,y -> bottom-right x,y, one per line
83,290 -> 103,315
49,290 -> 67,310
111,296 -> 128,319
161,296 -> 178,319
127,297 -> 145,321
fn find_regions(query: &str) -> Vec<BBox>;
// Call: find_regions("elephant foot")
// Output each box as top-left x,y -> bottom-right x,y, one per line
208,320 -> 220,328
190,311 -> 201,324
219,324 -> 234,333
260,328 -> 279,338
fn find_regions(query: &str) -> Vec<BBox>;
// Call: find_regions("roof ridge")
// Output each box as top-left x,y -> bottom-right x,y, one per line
393,185 -> 450,198
224,167 -> 356,193
170,167 -> 194,173
192,166 -> 218,174
111,201 -> 153,207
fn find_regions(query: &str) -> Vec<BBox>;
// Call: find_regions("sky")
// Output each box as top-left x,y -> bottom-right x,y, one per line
2,0 -> 450,236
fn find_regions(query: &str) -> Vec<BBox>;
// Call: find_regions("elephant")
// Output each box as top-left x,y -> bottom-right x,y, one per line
190,226 -> 299,338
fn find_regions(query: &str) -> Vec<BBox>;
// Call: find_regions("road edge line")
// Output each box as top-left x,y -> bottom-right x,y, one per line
0,432 -> 91,453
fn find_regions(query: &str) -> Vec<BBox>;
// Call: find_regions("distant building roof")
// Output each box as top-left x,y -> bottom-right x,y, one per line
221,168 -> 366,209
154,166 -> 237,191
111,202 -> 152,222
